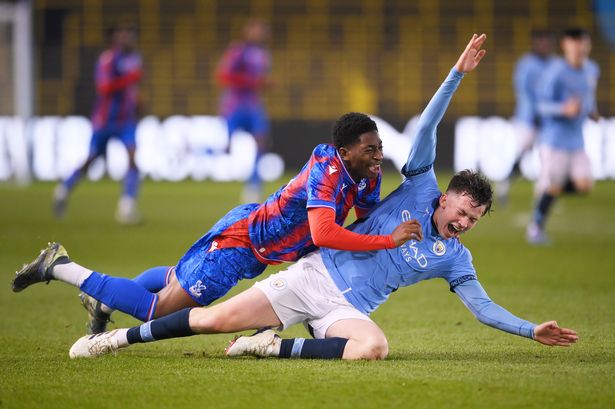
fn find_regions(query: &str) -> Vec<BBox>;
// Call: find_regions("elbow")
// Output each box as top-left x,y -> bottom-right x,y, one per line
311,234 -> 329,248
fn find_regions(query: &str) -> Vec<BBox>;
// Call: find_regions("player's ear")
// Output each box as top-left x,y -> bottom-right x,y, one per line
439,193 -> 448,208
338,146 -> 351,161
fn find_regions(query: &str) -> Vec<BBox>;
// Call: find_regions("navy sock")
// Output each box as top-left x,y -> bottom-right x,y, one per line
562,179 -> 577,194
80,272 -> 158,321
133,266 -> 172,292
279,338 -> 348,359
534,193 -> 556,227
126,308 -> 195,344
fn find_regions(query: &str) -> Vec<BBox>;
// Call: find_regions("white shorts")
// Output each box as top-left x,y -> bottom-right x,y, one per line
537,145 -> 593,191
253,251 -> 372,339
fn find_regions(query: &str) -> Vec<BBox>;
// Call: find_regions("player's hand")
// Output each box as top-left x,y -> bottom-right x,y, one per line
391,219 -> 423,247
454,33 -> 487,73
533,321 -> 579,347
561,98 -> 581,118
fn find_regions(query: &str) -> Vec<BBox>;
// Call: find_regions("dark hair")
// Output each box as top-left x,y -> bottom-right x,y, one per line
531,29 -> 554,39
446,169 -> 493,215
562,28 -> 590,40
107,23 -> 137,39
331,112 -> 378,149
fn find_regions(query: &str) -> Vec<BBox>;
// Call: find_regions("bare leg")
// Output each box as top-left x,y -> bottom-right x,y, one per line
153,272 -> 200,318
325,319 -> 389,360
188,287 -> 281,334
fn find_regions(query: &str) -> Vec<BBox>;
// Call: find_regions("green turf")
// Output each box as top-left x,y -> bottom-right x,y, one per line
1,176 -> 614,409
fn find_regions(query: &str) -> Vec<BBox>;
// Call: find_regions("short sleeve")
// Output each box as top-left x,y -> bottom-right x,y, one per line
306,155 -> 343,210
444,247 -> 478,292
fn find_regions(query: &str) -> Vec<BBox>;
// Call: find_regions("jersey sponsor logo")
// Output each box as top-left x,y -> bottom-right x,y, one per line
400,209 -> 428,268
358,179 -> 367,191
432,240 -> 446,256
401,209 -> 412,222
208,241 -> 219,252
401,240 -> 428,268
189,280 -> 207,297
270,278 -> 287,290
328,165 -> 338,175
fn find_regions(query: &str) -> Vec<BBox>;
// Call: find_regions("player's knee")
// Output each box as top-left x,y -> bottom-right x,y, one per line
575,181 -> 593,194
356,334 -> 389,360
188,308 -> 226,333
190,307 -> 240,333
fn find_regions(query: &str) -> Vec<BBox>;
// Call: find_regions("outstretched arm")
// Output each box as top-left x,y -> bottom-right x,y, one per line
402,33 -> 486,176
453,278 -> 578,346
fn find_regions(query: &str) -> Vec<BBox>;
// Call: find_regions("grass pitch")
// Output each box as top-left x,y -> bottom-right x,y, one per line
1,175 -> 614,409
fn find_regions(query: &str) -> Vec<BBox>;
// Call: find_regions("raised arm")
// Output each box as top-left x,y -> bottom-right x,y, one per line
453,278 -> 578,346
402,34 -> 486,176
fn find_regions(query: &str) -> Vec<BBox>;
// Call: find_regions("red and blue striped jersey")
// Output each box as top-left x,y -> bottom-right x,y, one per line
91,48 -> 142,130
248,144 -> 381,263
217,42 -> 271,115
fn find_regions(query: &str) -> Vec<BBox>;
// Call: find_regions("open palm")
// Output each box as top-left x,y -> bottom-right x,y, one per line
455,33 -> 487,73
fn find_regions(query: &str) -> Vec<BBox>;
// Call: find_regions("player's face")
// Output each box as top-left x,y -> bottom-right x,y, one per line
561,37 -> 589,67
532,36 -> 553,58
339,131 -> 383,181
435,191 -> 486,239
115,28 -> 137,52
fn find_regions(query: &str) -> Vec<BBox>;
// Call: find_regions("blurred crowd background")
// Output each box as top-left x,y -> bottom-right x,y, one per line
0,0 -> 613,169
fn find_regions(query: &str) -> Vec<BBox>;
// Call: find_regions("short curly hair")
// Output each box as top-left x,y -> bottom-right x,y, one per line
446,169 -> 493,215
331,112 -> 378,149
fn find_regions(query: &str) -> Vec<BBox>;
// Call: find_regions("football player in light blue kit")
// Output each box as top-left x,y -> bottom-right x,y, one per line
527,28 -> 600,244
497,30 -> 555,204
69,34 -> 578,360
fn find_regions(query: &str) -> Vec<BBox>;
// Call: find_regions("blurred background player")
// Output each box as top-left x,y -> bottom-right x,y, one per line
497,30 -> 555,205
527,28 -> 600,244
216,19 -> 272,203
52,24 -> 143,224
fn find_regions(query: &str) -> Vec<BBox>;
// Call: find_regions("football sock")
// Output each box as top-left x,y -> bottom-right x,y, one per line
79,272 -> 158,321
126,308 -> 195,344
133,266 -> 173,292
91,266 -> 173,317
63,169 -> 83,191
123,167 -> 140,198
52,262 -> 93,287
534,192 -> 555,228
278,337 -> 348,359
562,179 -> 577,194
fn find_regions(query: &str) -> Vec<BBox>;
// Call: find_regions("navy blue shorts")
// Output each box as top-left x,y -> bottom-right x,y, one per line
175,203 -> 267,305
226,104 -> 269,138
89,122 -> 137,157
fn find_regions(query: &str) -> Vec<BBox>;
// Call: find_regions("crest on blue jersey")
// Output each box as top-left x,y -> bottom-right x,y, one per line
358,179 -> 367,191
432,240 -> 446,256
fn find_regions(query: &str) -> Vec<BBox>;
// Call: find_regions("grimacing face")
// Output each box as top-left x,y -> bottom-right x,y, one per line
338,131 -> 383,181
433,191 -> 487,239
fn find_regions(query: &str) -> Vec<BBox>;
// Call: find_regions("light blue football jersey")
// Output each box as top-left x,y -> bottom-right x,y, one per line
513,52 -> 555,126
537,58 -> 600,151
321,68 -> 536,339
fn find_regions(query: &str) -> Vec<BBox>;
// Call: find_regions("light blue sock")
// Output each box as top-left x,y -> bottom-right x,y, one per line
80,272 -> 158,322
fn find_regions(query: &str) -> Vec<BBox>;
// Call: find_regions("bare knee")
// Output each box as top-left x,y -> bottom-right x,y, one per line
574,181 -> 593,194
188,306 -> 240,334
346,335 -> 389,360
